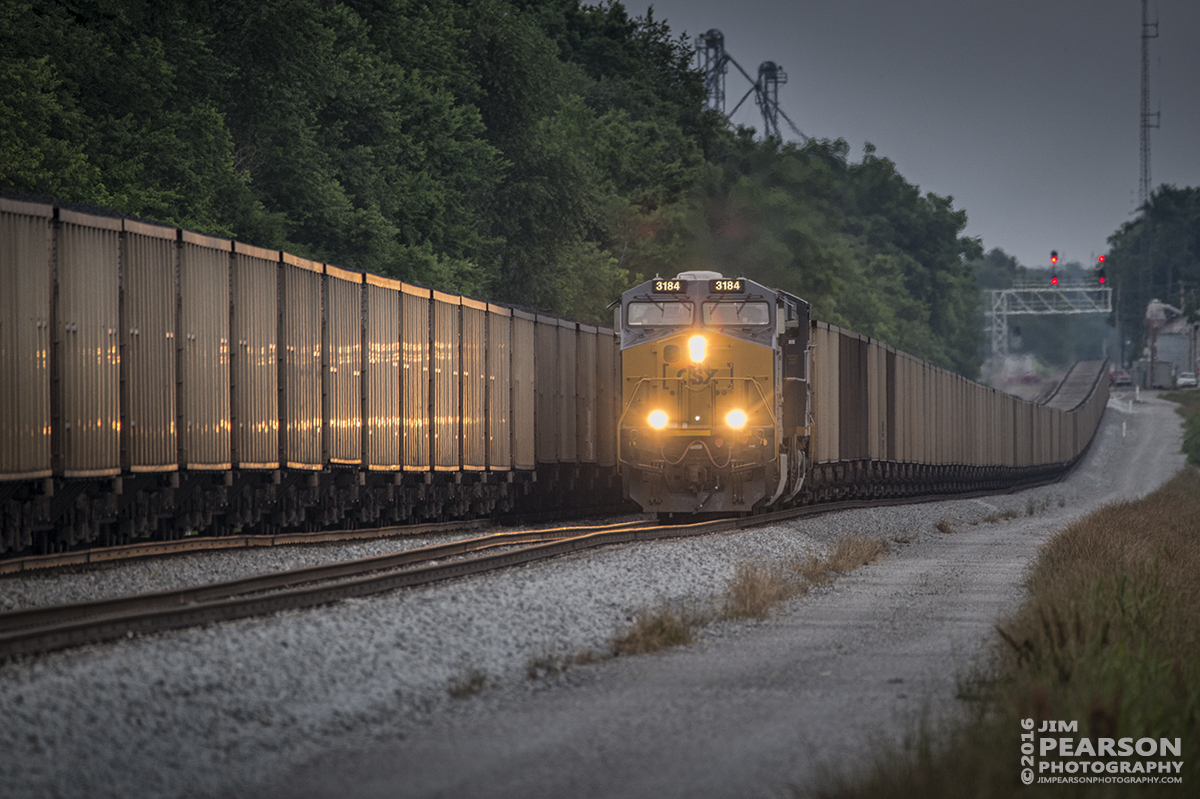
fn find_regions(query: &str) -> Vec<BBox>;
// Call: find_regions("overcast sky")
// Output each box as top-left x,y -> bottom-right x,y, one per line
624,0 -> 1200,270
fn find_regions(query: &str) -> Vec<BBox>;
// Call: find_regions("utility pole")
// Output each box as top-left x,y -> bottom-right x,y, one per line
1117,285 -> 1125,365
1139,0 -> 1160,207
1136,0 -> 1160,354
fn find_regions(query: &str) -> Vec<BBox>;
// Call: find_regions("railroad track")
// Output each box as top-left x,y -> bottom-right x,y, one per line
0,518 -> 655,660
0,506 -> 640,576
0,519 -> 493,576
0,476 -> 1080,661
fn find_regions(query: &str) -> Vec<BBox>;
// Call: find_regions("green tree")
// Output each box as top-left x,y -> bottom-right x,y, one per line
1,0 -> 278,235
1,0 -> 994,349
658,134 -> 983,374
1106,186 -> 1200,361
0,50 -> 99,200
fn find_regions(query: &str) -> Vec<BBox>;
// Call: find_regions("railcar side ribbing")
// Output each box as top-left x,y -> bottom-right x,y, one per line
0,197 -> 621,555
803,322 -> 1107,503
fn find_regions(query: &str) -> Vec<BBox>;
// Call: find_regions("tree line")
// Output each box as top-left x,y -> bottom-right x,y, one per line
1104,186 -> 1200,362
2,0 -> 984,376
971,186 -> 1200,371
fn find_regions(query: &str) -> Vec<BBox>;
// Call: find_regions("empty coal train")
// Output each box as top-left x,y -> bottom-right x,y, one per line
0,198 -> 621,555
1,196 -> 1110,556
617,272 -> 1109,515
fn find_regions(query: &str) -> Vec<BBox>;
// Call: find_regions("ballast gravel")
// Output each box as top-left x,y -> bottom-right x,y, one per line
0,518 -> 635,612
0,390 -> 1185,799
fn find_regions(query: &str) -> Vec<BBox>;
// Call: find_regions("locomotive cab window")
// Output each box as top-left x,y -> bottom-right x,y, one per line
702,301 -> 770,326
626,301 -> 694,326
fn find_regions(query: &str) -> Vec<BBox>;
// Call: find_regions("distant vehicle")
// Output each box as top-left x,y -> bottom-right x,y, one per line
1110,370 -> 1133,387
1177,372 -> 1198,389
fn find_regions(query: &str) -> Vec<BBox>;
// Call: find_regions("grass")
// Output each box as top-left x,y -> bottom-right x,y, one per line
447,667 -> 488,699
826,534 -> 889,573
981,508 -> 1020,524
610,534 -> 890,658
811,467 -> 1200,798
612,600 -> 708,656
724,560 -> 808,620
793,551 -> 835,585
525,532 -> 893,680
1025,496 -> 1051,516
1163,390 -> 1200,466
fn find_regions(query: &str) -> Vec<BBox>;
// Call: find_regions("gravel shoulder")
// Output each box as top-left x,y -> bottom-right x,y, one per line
0,390 -> 1183,799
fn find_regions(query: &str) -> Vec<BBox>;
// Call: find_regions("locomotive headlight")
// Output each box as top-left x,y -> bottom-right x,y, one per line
725,409 -> 748,429
688,335 -> 707,363
648,410 -> 669,429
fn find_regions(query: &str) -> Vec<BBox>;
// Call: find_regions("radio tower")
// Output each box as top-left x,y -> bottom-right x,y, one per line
1139,0 -> 1160,207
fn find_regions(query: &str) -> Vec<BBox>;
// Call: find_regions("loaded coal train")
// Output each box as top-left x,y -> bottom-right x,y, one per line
617,273 -> 1108,514
0,198 -> 620,555
1,198 -> 1108,556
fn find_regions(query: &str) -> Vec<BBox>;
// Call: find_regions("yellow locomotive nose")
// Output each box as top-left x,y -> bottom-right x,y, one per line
688,335 -> 707,363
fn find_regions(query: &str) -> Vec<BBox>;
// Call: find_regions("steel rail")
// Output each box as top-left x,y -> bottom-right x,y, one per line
0,519 -> 721,661
0,519 -> 652,637
0,505 -> 639,576
0,519 -> 490,575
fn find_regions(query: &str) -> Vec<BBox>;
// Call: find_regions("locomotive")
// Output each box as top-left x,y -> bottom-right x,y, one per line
618,272 -> 1110,515
618,272 -> 811,514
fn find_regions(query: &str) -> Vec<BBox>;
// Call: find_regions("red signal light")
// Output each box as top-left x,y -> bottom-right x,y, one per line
1050,250 -> 1058,265
1098,275 -> 1106,284
1051,275 -> 1059,285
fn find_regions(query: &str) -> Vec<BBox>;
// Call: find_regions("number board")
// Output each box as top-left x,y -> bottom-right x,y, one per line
709,278 -> 745,293
651,279 -> 687,293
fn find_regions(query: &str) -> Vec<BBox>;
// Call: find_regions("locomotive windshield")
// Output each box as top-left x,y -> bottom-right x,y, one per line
627,301 -> 694,326
702,301 -> 770,325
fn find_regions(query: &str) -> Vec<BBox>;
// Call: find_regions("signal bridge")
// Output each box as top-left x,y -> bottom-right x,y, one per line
987,282 -> 1113,357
